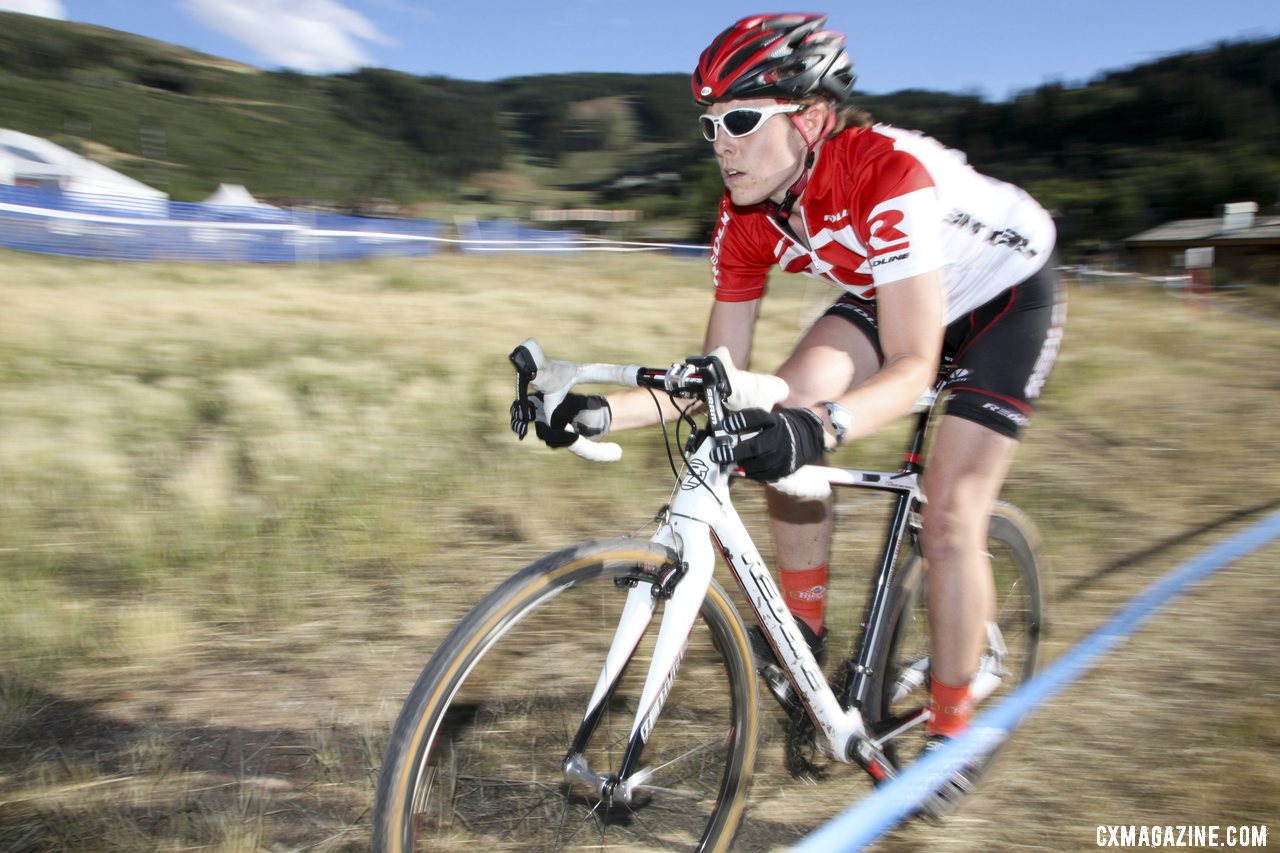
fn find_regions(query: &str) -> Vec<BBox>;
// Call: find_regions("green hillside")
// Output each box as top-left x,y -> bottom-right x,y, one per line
1,11 -> 1277,250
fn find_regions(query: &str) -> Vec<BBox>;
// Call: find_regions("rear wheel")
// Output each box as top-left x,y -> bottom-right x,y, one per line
863,503 -> 1044,771
372,537 -> 759,852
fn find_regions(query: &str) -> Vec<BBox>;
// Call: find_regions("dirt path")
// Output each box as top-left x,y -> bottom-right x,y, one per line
3,266 -> 1276,851
4,503 -> 1275,852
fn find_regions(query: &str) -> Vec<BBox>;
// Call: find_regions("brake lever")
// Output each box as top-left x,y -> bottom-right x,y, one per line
509,344 -> 539,439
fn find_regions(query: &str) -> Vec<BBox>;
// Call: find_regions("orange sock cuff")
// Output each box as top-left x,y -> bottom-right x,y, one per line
780,564 -> 828,635
928,677 -> 974,738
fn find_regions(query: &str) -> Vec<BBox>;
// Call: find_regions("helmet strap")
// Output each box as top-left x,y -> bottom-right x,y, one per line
770,107 -> 832,221
771,150 -> 815,221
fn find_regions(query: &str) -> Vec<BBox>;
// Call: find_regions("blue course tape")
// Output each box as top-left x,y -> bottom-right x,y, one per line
791,508 -> 1280,853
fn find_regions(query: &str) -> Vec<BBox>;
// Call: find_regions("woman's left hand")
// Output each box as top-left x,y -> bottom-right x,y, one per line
710,407 -> 825,481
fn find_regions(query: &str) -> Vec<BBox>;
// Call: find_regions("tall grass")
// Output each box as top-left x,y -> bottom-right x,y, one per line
1,249 -> 1277,850
3,247 -> 1277,677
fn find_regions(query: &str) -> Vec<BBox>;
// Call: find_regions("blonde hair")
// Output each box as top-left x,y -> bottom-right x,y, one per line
798,96 -> 873,137
830,104 -> 873,135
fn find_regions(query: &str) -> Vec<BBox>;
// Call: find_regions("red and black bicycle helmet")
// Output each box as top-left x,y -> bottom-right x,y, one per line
692,13 -> 856,106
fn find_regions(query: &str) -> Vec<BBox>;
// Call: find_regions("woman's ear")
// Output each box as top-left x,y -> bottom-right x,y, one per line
796,102 -> 831,145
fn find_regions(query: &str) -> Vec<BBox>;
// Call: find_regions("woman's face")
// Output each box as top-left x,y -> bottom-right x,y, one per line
705,98 -> 811,207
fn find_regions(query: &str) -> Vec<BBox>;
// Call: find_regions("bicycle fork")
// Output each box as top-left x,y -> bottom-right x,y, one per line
559,519 -> 717,807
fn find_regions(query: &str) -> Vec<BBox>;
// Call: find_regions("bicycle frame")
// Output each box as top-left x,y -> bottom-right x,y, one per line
511,340 -> 938,802
563,431 -> 937,806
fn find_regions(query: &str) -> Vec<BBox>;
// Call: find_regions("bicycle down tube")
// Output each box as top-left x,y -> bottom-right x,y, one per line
368,342 -> 1040,851
561,435 -> 869,804
512,339 -> 955,798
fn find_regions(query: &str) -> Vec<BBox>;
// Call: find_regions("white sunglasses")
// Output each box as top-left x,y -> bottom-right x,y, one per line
698,104 -> 804,142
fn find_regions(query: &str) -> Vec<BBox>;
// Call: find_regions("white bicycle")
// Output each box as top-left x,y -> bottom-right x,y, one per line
372,341 -> 1043,852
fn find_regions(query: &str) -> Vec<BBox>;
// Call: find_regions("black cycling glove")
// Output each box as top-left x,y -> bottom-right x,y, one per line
510,392 -> 611,449
710,407 -> 825,482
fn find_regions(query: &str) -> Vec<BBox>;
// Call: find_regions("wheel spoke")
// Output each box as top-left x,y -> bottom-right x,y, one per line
373,540 -> 757,852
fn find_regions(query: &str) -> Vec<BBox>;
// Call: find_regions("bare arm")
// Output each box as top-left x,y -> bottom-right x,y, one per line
702,298 -> 759,369
606,298 -> 761,431
817,270 -> 944,446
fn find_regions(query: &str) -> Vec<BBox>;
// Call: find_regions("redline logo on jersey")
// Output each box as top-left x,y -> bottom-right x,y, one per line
867,209 -> 908,250
710,209 -> 731,289
871,252 -> 910,267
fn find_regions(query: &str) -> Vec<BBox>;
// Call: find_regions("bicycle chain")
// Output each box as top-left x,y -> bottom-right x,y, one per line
782,657 -> 860,780
783,712 -> 826,779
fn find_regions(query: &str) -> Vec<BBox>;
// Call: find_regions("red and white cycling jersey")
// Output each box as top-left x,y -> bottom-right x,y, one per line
709,124 -> 1056,325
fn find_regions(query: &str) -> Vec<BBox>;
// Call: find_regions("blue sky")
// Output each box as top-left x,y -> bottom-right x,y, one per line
6,0 -> 1277,100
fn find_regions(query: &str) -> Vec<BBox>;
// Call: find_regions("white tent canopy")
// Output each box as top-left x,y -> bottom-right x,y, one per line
0,128 -> 166,200
204,183 -> 275,208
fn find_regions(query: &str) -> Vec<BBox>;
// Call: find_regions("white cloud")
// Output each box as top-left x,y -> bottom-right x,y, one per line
182,0 -> 394,74
0,0 -> 68,19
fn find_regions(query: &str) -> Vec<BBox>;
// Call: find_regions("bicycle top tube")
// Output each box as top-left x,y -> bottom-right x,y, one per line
509,339 -> 937,764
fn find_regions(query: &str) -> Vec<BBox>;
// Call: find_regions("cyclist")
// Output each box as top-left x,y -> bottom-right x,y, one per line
516,12 -> 1064,810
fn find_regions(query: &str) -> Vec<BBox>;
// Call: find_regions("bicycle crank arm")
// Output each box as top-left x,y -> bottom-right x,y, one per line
850,736 -> 900,785
863,707 -> 930,753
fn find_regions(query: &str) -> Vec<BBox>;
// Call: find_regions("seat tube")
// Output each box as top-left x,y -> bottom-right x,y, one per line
847,398 -> 932,707
847,489 -> 916,709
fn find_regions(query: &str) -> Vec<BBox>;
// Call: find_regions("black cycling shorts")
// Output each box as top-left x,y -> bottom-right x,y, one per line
822,261 -> 1064,439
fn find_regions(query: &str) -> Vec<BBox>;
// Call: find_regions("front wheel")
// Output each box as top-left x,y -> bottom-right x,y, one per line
863,502 -> 1044,771
372,537 -> 759,853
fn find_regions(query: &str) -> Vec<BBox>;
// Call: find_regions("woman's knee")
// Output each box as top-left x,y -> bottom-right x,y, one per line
775,318 -> 879,405
919,418 -> 1019,565
919,500 -> 987,565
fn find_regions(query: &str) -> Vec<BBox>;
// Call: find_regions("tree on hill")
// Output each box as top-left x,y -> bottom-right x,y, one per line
0,11 -> 1276,250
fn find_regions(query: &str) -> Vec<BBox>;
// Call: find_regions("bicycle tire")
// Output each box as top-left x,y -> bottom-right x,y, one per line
372,537 -> 759,853
863,502 -> 1044,771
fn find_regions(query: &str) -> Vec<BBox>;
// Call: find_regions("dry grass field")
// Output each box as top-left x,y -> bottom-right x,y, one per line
0,248 -> 1276,851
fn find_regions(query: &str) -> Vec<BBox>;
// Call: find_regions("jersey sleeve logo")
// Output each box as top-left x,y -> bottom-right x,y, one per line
710,208 -> 731,289
867,209 -> 909,252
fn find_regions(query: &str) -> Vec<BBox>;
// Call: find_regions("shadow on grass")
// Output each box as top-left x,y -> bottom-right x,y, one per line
1059,498 -> 1280,601
0,674 -> 374,852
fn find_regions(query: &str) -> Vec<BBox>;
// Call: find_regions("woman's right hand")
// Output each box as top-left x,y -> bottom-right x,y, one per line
510,392 -> 611,449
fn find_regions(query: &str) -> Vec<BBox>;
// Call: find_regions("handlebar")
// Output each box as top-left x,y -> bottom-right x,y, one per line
510,339 -> 643,462
510,339 -> 832,498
